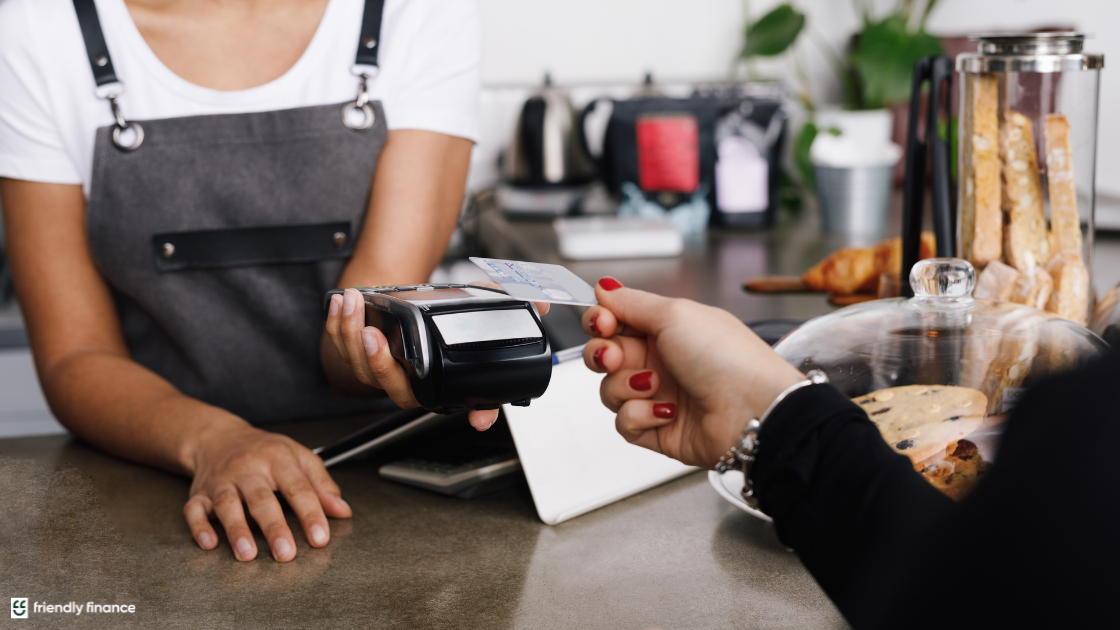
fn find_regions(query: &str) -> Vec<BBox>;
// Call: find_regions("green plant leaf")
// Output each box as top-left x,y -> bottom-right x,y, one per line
939,113 -> 958,184
793,122 -> 818,194
850,16 -> 943,109
778,168 -> 805,216
740,3 -> 806,59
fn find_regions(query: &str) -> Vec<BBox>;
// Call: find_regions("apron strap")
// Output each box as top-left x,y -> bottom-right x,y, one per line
72,0 -> 119,87
344,0 -> 387,129
71,0 -> 385,136
353,0 -> 387,73
71,0 -> 144,149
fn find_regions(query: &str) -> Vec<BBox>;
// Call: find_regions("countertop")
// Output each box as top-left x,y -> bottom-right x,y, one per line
0,425 -> 842,629
3,202 -> 1118,628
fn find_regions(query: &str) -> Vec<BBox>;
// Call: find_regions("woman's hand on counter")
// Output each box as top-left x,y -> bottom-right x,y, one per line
323,284 -> 549,432
183,423 -> 351,562
581,278 -> 804,469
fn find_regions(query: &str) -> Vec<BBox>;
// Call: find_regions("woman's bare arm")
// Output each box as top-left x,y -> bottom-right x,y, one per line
1,178 -> 350,562
0,179 -> 238,472
320,129 -> 472,396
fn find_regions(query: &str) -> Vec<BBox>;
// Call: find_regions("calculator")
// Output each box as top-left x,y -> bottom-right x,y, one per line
379,445 -> 522,499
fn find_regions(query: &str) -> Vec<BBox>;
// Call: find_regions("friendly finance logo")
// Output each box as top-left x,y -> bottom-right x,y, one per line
11,598 -> 28,619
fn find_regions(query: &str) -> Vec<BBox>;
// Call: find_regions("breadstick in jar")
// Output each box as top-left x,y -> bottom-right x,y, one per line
1044,114 -> 1083,258
1000,111 -> 1051,270
960,74 -> 1002,268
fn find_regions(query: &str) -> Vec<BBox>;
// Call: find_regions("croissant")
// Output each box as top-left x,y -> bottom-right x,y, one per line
802,233 -> 936,296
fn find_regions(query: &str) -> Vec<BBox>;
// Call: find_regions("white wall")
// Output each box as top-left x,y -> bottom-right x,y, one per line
477,0 -> 1120,197
477,0 -> 746,85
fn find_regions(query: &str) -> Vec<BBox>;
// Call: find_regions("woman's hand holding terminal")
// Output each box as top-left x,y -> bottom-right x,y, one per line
324,283 -> 549,432
582,278 -> 805,468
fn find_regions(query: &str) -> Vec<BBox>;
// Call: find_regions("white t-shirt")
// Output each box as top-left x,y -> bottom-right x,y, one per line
0,0 -> 481,196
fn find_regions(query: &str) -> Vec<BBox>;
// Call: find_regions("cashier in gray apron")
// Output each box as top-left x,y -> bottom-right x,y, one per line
0,0 -> 485,563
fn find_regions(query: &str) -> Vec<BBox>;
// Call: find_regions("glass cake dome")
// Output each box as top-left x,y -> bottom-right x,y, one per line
772,258 -> 1109,500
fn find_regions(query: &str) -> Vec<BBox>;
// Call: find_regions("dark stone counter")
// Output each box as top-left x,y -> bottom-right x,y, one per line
0,425 -> 843,629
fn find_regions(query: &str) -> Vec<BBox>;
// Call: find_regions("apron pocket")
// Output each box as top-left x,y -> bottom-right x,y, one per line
151,221 -> 353,272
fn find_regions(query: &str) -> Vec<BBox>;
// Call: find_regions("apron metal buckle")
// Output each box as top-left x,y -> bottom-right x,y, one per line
107,94 -> 145,151
342,73 -> 376,131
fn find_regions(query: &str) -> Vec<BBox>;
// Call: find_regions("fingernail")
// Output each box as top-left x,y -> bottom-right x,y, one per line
310,525 -> 328,546
361,328 -> 378,355
589,315 -> 600,335
599,277 -> 623,291
273,537 -> 293,560
328,295 -> 340,317
198,531 -> 215,548
653,403 -> 676,419
338,497 -> 351,512
629,371 -> 653,391
342,290 -> 356,315
592,347 -> 604,367
235,537 -> 254,560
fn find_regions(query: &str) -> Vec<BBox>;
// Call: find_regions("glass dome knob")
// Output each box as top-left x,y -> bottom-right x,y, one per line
910,258 -> 976,300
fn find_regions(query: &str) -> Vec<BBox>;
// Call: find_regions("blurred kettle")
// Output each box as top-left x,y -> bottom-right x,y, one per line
503,74 -> 595,187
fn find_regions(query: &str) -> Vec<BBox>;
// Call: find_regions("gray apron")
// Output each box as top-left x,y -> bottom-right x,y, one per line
72,0 -> 394,423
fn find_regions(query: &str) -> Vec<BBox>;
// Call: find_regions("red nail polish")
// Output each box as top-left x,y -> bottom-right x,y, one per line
589,314 -> 600,335
653,403 -> 676,419
629,371 -> 653,391
598,277 -> 623,291
592,347 -> 604,367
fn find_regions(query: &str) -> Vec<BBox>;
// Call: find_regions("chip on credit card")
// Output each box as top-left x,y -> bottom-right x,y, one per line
469,257 -> 598,306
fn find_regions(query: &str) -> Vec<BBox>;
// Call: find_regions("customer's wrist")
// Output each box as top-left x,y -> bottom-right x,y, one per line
713,372 -> 806,463
716,370 -> 829,507
748,370 -> 810,424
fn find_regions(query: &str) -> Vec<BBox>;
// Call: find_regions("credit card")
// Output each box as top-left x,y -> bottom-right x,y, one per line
469,257 -> 598,306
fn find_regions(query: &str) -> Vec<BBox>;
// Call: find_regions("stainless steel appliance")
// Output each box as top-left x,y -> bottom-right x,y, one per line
502,74 -> 595,187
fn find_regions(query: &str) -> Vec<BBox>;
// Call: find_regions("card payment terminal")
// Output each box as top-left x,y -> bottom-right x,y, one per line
325,284 -> 552,414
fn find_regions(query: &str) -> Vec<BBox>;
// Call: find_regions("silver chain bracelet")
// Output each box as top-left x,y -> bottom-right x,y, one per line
716,369 -> 829,509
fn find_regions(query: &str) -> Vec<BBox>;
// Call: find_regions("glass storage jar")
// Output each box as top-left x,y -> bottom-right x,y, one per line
773,258 -> 1108,501
956,33 -> 1103,327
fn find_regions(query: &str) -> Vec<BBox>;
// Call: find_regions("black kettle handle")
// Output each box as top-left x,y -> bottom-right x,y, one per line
577,97 -> 610,175
519,96 -> 548,183
901,55 -> 955,297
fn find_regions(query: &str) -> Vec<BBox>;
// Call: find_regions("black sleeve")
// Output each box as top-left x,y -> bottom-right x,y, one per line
752,351 -> 1120,629
752,384 -> 954,623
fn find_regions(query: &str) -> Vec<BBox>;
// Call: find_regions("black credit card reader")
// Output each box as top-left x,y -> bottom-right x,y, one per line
325,284 -> 552,414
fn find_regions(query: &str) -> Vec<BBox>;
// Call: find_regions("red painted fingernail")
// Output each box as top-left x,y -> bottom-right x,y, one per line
629,371 -> 653,391
598,277 -> 624,291
653,403 -> 676,419
589,314 -> 600,335
592,347 -> 604,367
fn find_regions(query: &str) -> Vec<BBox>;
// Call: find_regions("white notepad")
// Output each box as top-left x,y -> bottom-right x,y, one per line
553,216 -> 684,260
503,349 -> 696,525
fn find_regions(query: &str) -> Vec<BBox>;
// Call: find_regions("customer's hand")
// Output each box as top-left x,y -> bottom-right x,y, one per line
183,424 -> 351,562
324,283 -> 548,431
582,278 -> 805,468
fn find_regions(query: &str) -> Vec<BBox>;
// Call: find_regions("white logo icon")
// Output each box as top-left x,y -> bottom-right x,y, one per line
11,598 -> 28,619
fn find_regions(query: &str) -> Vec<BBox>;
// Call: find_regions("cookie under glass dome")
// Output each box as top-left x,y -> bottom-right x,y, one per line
772,258 -> 1108,500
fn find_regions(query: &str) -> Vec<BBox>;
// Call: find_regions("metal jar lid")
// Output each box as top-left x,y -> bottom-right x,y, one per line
956,33 -> 1104,73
